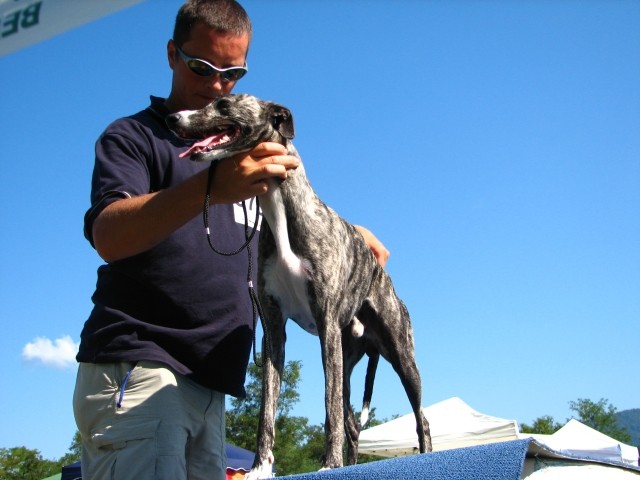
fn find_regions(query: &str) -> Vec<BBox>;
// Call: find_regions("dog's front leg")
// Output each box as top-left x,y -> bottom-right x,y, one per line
319,321 -> 345,469
341,323 -> 367,465
247,305 -> 286,480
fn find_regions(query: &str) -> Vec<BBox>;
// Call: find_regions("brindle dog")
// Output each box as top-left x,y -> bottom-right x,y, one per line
167,94 -> 431,478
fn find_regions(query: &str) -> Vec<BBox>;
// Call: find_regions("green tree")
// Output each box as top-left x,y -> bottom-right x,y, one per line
0,446 -> 59,480
226,357 -> 401,473
226,355 -> 323,475
520,415 -> 562,435
298,422 -> 325,468
569,398 -> 632,443
520,398 -> 633,444
350,407 -> 389,464
57,430 -> 82,468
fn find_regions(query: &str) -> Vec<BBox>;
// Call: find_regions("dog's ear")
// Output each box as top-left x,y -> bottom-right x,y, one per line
268,103 -> 295,140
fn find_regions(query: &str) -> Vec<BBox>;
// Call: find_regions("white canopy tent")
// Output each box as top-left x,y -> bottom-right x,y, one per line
358,396 -> 520,457
0,0 -> 144,56
520,419 -> 638,466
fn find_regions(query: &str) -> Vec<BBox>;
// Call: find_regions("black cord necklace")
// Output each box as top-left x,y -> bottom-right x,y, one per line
203,161 -> 265,366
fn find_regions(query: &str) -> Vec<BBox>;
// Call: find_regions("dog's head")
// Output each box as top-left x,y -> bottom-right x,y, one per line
166,94 -> 295,162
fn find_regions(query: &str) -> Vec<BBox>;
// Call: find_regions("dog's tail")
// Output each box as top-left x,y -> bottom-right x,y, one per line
359,351 -> 380,427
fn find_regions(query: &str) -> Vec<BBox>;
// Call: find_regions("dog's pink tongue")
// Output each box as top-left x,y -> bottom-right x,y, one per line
179,136 -> 216,158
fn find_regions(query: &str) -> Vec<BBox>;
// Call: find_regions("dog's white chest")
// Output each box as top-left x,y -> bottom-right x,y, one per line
260,179 -> 318,335
262,255 -> 317,335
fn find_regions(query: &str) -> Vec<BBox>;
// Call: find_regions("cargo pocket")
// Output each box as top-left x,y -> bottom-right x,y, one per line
90,417 -> 160,480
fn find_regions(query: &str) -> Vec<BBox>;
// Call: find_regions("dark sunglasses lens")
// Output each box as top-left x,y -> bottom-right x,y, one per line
187,59 -> 214,77
185,56 -> 246,82
222,69 -> 246,82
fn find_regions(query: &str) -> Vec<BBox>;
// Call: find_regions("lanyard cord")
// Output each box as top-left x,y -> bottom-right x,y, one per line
203,161 -> 260,255
203,161 -> 266,366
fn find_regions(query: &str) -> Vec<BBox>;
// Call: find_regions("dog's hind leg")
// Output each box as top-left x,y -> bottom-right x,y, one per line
349,305 -> 381,429
341,324 -> 367,465
394,349 -> 432,454
362,290 -> 433,454
360,349 -> 379,428
387,305 -> 432,453
343,349 -> 380,465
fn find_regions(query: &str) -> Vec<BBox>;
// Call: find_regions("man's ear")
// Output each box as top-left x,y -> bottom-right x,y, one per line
167,39 -> 177,70
268,103 -> 295,139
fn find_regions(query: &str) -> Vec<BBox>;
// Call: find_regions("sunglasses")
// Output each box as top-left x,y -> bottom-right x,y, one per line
176,45 -> 248,83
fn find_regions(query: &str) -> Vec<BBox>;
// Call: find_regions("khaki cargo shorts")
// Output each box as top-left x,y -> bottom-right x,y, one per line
73,361 -> 226,480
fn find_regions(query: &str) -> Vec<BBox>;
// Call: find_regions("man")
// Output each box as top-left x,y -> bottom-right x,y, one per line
73,1 -> 389,479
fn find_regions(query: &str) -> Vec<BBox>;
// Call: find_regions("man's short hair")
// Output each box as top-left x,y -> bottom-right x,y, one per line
173,0 -> 252,47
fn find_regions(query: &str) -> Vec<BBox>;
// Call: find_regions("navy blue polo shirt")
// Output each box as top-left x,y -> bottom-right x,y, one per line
77,96 -> 258,397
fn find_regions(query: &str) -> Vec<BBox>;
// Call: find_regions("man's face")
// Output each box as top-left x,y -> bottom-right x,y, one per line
167,21 -> 249,111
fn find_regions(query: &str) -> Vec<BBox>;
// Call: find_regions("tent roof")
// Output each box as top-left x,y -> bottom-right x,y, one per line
520,419 -> 638,466
281,439 -> 640,480
226,443 -> 256,471
358,396 -> 519,457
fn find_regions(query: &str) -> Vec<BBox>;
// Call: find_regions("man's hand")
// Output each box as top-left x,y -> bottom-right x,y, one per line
211,142 -> 300,204
354,225 -> 390,267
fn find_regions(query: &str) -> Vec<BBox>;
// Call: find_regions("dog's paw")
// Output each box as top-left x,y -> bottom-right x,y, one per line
318,461 -> 342,471
245,453 -> 275,480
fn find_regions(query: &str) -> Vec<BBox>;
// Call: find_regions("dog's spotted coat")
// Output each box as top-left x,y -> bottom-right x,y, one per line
167,94 -> 432,477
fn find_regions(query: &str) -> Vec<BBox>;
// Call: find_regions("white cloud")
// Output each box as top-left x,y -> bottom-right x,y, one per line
22,335 -> 79,369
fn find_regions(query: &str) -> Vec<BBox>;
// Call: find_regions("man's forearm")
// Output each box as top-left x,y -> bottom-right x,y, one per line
92,168 -> 210,262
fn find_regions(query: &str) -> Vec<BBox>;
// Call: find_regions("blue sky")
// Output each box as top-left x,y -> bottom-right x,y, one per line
1,0 -> 638,460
